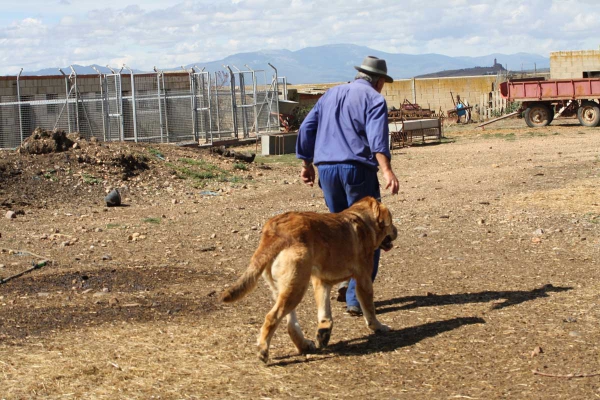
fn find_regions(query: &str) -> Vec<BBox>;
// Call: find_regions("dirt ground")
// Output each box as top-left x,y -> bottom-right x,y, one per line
1,117 -> 599,399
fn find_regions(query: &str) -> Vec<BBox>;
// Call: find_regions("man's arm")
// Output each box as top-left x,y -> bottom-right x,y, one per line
375,153 -> 399,195
296,103 -> 320,187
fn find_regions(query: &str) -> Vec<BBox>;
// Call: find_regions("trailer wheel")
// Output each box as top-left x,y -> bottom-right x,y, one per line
524,104 -> 552,128
577,101 -> 600,127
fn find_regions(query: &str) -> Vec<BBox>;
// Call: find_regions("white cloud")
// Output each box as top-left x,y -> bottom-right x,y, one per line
1,0 -> 600,74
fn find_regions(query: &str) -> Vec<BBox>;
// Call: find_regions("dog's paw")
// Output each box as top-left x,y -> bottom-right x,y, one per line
316,328 -> 331,348
375,324 -> 391,333
301,339 -> 317,354
258,349 -> 269,363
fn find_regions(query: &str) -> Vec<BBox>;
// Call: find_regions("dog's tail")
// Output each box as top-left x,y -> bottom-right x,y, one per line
220,233 -> 283,303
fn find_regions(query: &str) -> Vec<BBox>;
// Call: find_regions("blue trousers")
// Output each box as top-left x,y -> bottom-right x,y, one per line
317,163 -> 381,308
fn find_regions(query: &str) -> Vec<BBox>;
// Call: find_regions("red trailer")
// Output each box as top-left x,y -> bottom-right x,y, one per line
500,78 -> 600,127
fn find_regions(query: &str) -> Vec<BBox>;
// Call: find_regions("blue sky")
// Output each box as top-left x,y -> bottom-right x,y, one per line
1,0 -> 599,75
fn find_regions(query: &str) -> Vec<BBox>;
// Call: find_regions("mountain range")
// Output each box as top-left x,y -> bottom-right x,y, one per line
21,44 -> 550,84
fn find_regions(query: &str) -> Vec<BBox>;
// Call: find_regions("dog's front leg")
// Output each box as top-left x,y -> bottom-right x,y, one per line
355,275 -> 390,333
312,277 -> 333,348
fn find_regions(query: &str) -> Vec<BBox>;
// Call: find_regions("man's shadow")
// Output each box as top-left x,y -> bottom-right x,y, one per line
375,283 -> 572,314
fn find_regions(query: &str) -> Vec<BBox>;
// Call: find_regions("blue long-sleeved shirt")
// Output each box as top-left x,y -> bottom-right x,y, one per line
296,79 -> 391,170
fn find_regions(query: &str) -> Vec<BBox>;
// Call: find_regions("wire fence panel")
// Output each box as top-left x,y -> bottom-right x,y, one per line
132,74 -> 163,142
0,66 -> 283,149
0,96 -> 20,149
164,89 -> 195,143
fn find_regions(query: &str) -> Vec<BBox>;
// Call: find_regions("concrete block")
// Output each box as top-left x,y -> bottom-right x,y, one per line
261,132 -> 297,156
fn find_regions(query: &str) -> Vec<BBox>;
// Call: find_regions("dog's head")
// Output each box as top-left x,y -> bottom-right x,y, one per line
353,196 -> 398,252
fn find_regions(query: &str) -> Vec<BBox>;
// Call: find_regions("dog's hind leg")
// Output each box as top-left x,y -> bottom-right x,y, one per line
287,310 -> 316,355
312,277 -> 333,348
257,252 -> 311,363
355,273 -> 391,333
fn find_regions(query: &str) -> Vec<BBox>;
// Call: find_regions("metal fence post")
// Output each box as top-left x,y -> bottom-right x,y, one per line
59,69 -> 72,133
124,65 -> 138,142
214,73 -> 220,137
154,69 -> 165,143
268,63 -> 279,132
69,66 -> 80,133
244,64 -> 259,134
225,66 -> 238,139
160,71 -> 170,142
188,68 -> 199,141
233,66 -> 249,138
16,69 -> 23,144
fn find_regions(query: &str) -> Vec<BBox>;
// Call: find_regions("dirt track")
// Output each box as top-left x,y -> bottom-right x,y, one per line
1,118 -> 600,399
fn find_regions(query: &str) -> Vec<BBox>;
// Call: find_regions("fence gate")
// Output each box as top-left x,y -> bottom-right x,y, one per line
192,71 -> 211,143
104,73 -> 124,141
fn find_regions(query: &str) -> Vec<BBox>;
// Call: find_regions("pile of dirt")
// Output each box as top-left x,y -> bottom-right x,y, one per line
18,128 -> 77,155
0,138 -> 270,211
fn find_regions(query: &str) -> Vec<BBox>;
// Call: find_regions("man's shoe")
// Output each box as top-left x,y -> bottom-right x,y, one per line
336,286 -> 347,302
346,306 -> 362,316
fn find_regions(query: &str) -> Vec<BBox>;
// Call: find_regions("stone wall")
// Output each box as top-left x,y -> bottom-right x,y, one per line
550,50 -> 600,79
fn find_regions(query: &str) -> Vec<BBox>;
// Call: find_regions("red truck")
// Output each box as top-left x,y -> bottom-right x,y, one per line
499,78 -> 600,127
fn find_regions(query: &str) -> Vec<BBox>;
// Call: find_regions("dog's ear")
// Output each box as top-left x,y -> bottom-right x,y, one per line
371,198 -> 391,227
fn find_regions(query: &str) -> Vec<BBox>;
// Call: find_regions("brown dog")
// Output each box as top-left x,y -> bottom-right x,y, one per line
220,196 -> 397,363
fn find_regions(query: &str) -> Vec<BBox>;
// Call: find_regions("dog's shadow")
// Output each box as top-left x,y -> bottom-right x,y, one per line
375,283 -> 572,314
271,316 -> 485,366
270,284 -> 572,366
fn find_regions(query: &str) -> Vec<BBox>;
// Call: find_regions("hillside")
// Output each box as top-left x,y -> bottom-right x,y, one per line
21,44 -> 549,84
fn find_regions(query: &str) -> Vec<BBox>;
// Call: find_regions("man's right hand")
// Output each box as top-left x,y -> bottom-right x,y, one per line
375,153 -> 399,195
382,168 -> 399,195
300,164 -> 315,187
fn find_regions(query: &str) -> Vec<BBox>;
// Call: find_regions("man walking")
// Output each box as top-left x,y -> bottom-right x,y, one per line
296,56 -> 399,315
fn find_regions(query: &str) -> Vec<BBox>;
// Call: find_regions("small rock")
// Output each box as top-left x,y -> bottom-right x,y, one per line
5,211 -> 16,219
244,234 -> 250,241
250,226 -> 258,231
477,218 -> 485,225
419,233 -> 428,238
531,237 -> 542,244
102,255 -> 112,261
210,233 -> 217,239
172,199 -> 178,204
531,346 -> 543,357
231,230 -> 239,234
102,287 -> 110,293
533,228 -> 545,235
0,264 -> 4,269
82,289 -> 94,294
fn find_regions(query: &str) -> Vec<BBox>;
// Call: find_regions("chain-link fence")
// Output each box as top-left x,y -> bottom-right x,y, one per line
0,65 -> 283,149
